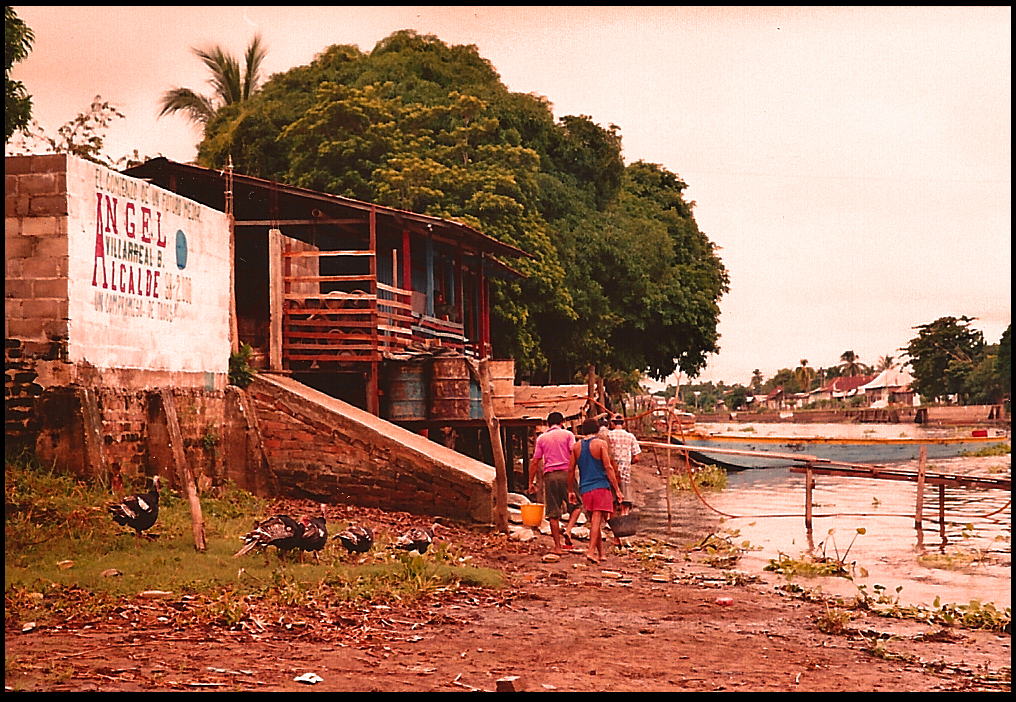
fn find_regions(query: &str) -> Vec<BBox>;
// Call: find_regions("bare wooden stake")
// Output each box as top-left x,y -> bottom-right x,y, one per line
804,462 -> 813,533
938,484 -> 947,544
469,358 -> 509,533
160,389 -> 207,552
915,445 -> 927,529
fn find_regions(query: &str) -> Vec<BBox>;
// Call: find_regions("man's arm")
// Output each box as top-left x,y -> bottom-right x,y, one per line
528,456 -> 542,492
567,445 -> 579,500
595,439 -> 623,499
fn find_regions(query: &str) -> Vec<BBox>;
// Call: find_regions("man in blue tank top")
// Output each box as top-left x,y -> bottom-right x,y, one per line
567,418 -> 623,563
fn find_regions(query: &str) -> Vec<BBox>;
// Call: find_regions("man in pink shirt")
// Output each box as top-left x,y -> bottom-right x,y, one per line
528,411 -> 575,553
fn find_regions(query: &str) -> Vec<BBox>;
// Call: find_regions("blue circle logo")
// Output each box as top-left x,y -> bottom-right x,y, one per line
175,230 -> 188,270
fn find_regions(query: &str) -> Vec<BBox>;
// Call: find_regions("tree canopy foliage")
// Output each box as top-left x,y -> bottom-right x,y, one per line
906,316 -> 1008,405
5,6 -> 35,143
192,30 -> 728,384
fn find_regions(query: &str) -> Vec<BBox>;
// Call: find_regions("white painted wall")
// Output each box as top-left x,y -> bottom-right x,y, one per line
67,157 -> 230,373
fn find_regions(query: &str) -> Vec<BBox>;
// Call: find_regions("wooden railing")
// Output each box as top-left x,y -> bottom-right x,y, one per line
281,248 -> 470,369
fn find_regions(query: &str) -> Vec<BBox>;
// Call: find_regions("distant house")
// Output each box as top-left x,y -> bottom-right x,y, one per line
811,374 -> 876,404
762,386 -> 786,410
860,367 -> 917,407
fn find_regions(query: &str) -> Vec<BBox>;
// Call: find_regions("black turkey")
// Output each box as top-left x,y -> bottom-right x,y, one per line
108,476 -> 160,547
234,514 -> 304,565
298,505 -> 328,563
394,525 -> 435,554
335,525 -> 374,555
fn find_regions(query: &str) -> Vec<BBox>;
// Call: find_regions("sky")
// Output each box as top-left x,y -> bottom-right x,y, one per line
9,6 -> 1011,388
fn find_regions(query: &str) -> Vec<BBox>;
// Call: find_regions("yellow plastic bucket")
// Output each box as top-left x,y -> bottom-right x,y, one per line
520,503 -> 545,527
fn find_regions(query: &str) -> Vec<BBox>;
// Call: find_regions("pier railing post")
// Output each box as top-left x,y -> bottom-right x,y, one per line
915,446 -> 927,529
938,484 -> 947,544
804,461 -> 813,533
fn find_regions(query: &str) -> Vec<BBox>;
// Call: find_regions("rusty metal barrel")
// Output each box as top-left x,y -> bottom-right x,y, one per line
384,361 -> 428,421
429,357 -> 472,420
489,359 -> 515,416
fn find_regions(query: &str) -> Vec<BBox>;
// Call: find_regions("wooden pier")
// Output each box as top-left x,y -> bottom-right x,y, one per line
642,440 -> 1010,535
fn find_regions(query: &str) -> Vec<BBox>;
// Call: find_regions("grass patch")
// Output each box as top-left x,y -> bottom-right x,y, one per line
5,452 -> 503,630
686,529 -> 757,569
764,528 -> 866,580
854,584 -> 1011,633
669,463 -> 727,491
959,442 -> 1011,458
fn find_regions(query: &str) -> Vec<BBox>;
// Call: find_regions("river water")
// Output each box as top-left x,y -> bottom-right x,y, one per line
635,430 -> 1011,611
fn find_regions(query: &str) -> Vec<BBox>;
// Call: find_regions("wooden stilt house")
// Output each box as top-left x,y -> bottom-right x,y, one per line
124,158 -> 529,415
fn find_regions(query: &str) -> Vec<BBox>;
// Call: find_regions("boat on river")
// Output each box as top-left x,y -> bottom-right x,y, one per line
673,425 -> 1009,471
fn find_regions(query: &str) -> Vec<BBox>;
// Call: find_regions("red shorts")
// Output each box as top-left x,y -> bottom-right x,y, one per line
581,488 -> 614,515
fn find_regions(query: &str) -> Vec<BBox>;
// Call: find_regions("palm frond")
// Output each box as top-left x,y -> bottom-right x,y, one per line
193,44 -> 243,106
158,87 -> 216,125
159,34 -> 267,127
242,33 -> 268,101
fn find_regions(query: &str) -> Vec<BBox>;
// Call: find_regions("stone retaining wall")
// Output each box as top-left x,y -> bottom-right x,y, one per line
250,374 -> 494,524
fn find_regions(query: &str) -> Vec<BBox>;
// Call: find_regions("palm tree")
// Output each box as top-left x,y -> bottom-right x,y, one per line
839,350 -> 863,377
159,34 -> 267,126
796,359 -> 816,391
875,354 -> 896,372
750,369 -> 764,390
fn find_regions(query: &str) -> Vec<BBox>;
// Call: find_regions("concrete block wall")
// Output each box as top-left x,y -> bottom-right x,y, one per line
5,154 -> 71,349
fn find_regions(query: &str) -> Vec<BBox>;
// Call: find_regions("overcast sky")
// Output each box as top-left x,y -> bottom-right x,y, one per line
9,6 -> 1011,387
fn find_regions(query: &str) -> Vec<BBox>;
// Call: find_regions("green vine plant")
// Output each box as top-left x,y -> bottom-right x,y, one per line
228,343 -> 257,388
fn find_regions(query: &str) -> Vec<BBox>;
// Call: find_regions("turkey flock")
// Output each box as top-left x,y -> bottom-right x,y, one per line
234,508 -> 435,564
108,475 -> 437,563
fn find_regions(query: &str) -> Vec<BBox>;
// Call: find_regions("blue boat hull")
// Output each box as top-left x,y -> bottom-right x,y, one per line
680,434 -> 1007,470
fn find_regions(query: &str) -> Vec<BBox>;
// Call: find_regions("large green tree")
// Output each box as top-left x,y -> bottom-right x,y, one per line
905,316 -> 985,403
159,34 -> 267,126
191,30 -> 727,383
996,324 -> 1011,402
5,6 -> 34,143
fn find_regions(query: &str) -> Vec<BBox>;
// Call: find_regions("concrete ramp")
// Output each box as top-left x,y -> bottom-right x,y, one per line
249,374 -> 495,524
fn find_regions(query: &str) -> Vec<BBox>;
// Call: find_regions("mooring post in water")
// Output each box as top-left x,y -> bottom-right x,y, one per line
804,461 -> 813,532
939,484 -> 947,544
915,445 -> 927,529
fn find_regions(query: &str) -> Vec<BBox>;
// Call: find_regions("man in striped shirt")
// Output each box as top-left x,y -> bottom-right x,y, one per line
607,414 -> 641,516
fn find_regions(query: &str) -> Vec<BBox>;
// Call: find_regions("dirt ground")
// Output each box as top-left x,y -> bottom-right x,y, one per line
5,462 -> 1011,692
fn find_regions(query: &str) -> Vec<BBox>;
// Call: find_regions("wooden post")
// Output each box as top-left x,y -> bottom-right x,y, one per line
77,386 -> 108,481
159,390 -> 207,552
368,206 -> 379,415
587,365 -> 596,418
504,426 -> 515,493
804,461 -> 814,533
938,484 -> 947,544
226,160 -> 239,354
665,408 -> 673,525
915,445 -> 927,529
471,358 -> 509,533
522,426 -> 532,498
268,228 -> 283,371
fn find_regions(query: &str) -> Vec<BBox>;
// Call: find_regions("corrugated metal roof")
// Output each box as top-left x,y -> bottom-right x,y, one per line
122,157 -> 532,265
506,384 -> 590,421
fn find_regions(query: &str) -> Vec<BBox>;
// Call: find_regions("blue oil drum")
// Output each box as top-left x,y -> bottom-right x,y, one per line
470,377 -> 483,419
385,361 -> 427,421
